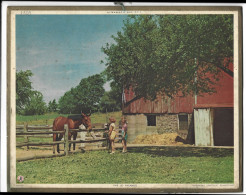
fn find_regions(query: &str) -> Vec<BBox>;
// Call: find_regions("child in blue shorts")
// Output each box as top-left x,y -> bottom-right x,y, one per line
121,117 -> 128,153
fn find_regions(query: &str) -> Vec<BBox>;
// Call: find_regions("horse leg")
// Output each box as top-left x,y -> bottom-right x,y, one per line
73,133 -> 77,151
68,133 -> 72,151
53,133 -> 57,154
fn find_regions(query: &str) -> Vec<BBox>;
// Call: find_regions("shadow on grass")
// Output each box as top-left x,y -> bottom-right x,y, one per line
126,146 -> 234,158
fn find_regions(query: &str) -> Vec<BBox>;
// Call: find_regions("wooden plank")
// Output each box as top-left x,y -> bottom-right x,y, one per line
16,131 -> 64,135
27,126 -> 53,130
16,125 -> 52,129
27,129 -> 53,132
69,128 -> 107,132
16,126 -> 24,130
16,135 -> 52,138
68,138 -> 106,144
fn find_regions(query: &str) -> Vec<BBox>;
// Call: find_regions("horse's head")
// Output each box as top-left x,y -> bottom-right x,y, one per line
81,112 -> 92,130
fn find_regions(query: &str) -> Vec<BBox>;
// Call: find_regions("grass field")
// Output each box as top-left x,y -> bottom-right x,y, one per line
16,111 -> 234,184
16,147 -> 234,184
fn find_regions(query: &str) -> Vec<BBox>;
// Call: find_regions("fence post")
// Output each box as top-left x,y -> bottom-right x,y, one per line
64,124 -> 69,156
24,122 -> 29,150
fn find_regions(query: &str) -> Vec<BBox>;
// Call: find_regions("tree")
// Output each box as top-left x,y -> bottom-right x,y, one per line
58,74 -> 105,114
102,15 -> 233,106
58,89 -> 77,114
99,70 -> 123,112
16,70 -> 47,115
24,91 -> 47,115
48,99 -> 58,112
99,90 -> 121,113
16,70 -> 33,114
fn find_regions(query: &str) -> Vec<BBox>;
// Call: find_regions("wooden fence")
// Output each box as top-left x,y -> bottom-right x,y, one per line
16,123 -> 122,161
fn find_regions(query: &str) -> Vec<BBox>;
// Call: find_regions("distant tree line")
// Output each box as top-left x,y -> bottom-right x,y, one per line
16,70 -> 122,115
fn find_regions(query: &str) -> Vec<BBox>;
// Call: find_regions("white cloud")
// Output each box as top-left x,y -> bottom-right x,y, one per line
30,74 -> 72,103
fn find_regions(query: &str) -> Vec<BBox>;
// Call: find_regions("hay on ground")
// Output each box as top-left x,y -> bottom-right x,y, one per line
132,133 -> 187,146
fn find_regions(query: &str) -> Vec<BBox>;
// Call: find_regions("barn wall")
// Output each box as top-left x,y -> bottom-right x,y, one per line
124,113 -> 193,143
125,114 -> 147,143
123,89 -> 194,114
123,63 -> 233,114
156,114 -> 178,134
125,114 -> 168,143
196,66 -> 233,106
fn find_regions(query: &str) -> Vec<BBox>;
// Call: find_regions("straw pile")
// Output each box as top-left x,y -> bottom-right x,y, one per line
131,133 -> 187,146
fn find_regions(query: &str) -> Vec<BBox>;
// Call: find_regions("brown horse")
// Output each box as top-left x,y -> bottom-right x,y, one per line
52,113 -> 92,154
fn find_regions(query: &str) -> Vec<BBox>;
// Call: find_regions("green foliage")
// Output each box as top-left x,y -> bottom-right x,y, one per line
48,99 -> 58,112
99,91 -> 118,112
16,70 -> 47,115
57,89 -> 76,114
102,15 -> 233,102
16,70 -> 33,114
99,87 -> 122,113
108,81 -> 123,109
23,91 -> 47,115
16,147 -> 233,184
58,74 -> 105,114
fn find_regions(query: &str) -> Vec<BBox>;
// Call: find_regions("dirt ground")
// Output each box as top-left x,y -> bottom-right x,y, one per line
16,145 -> 98,159
16,133 -> 190,160
16,148 -> 52,159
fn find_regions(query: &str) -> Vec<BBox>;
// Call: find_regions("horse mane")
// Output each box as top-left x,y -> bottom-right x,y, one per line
67,114 -> 83,121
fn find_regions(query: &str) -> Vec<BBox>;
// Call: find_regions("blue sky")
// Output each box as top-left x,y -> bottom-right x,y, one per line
16,15 -> 127,103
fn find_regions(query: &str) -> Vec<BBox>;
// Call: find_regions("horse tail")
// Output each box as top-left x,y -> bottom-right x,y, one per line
52,116 -> 63,154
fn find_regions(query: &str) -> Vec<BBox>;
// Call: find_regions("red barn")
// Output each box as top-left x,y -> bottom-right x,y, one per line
122,62 -> 233,146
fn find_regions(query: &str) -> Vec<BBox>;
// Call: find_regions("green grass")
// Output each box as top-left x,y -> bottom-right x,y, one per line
16,137 -> 51,143
16,111 -> 122,126
16,147 -> 234,184
16,112 -> 65,125
90,111 -> 122,125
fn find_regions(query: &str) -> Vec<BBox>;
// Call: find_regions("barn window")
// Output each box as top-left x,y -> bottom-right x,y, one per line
178,114 -> 188,130
147,115 -> 156,126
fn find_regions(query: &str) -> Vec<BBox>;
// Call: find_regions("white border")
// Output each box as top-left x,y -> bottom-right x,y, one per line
1,1 -> 245,193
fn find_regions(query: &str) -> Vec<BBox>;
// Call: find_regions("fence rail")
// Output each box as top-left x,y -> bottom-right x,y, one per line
16,123 -> 117,161
16,125 -> 52,130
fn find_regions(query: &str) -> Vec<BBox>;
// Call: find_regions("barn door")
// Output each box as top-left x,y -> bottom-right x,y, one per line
194,108 -> 214,146
213,108 -> 234,146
